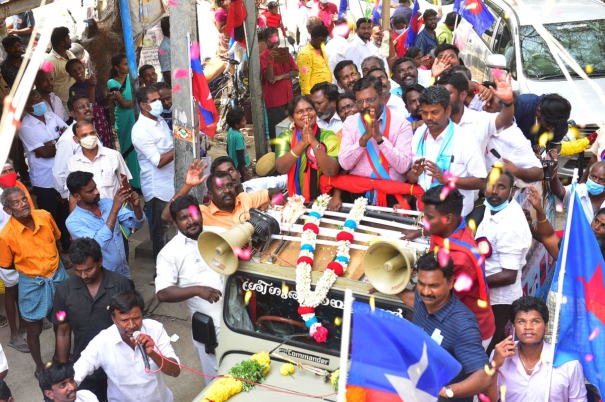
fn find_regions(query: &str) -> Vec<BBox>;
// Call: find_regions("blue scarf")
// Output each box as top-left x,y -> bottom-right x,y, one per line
416,119 -> 455,189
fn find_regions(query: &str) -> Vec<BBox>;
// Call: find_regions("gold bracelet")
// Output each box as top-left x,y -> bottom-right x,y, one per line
537,216 -> 548,224
290,149 -> 300,158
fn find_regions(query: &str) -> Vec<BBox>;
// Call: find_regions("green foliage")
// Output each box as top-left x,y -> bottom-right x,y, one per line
228,360 -> 267,392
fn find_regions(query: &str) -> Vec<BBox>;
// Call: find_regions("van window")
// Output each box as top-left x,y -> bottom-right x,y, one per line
223,273 -> 413,355
493,20 -> 516,78
520,20 -> 605,79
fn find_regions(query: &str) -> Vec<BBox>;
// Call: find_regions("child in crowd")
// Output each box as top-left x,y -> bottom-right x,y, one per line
225,108 -> 251,182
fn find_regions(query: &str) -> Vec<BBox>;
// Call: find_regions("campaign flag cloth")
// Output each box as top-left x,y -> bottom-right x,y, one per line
453,0 -> 495,37
347,301 -> 461,401
371,0 -> 382,25
404,0 -> 420,48
225,0 -> 247,46
552,191 -> 605,397
191,54 -> 219,139
338,0 -> 348,18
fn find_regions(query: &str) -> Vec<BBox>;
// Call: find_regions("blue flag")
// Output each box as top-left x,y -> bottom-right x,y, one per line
552,191 -> 605,397
338,0 -> 348,18
453,0 -> 495,36
405,0 -> 420,48
347,301 -> 461,400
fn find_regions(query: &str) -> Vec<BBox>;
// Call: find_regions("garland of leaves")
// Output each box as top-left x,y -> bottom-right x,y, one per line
295,195 -> 367,343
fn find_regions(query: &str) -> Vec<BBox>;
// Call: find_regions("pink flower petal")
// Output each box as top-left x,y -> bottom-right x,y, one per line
478,394 -> 490,402
492,68 -> 505,80
56,311 -> 66,322
270,35 -> 279,43
188,205 -> 199,220
233,246 -> 251,260
173,68 -> 188,79
437,248 -> 450,268
271,193 -> 284,205
332,22 -> 351,38
301,66 -> 308,74
440,185 -> 450,201
555,203 -> 564,212
172,83 -> 182,93
190,43 -> 200,60
159,49 -> 165,55
215,178 -> 223,188
585,354 -> 594,362
169,0 -> 178,6
454,272 -> 473,292
422,218 -> 431,231
41,62 -> 53,73
589,327 -> 600,341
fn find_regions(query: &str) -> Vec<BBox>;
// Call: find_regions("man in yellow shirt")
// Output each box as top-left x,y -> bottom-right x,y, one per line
0,187 -> 69,377
297,25 -> 332,95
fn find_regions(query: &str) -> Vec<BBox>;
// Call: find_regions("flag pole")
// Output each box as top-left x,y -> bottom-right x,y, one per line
543,167 -> 578,402
337,288 -> 354,402
186,33 -> 197,160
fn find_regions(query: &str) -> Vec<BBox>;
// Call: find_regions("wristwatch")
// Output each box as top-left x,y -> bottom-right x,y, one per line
51,139 -> 57,146
314,143 -> 322,151
445,386 -> 454,398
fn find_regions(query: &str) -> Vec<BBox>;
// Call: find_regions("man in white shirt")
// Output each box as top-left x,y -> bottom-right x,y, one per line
475,169 -> 531,354
66,121 -> 131,201
488,296 -> 588,402
407,86 -> 487,216
74,290 -> 180,402
35,69 -> 69,122
367,67 -> 408,118
53,95 -> 97,201
131,86 -> 175,263
156,195 -> 224,375
38,362 -> 99,402
324,17 -> 349,83
20,89 -> 71,251
310,82 -> 342,133
551,160 -> 605,223
345,18 -> 375,74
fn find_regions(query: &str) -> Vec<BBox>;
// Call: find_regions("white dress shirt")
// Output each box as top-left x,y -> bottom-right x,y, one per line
242,175 -> 288,193
19,111 -> 67,188
324,35 -> 349,82
131,115 -> 175,202
74,318 -> 179,402
345,35 -> 379,74
386,93 -> 410,118
317,111 -> 342,133
562,183 -> 605,223
53,123 -> 80,198
75,390 -> 100,402
485,124 -> 542,171
490,342 -> 587,402
458,107 -> 499,158
411,123 -> 487,216
66,144 -> 132,200
475,199 -> 531,305
155,229 -> 225,327
43,92 -> 70,122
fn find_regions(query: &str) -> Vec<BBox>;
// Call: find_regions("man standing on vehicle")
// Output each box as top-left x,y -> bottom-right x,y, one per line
156,195 -> 224,375
414,9 -> 439,56
260,27 -> 299,152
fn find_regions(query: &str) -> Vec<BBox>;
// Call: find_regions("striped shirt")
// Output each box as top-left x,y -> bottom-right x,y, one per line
413,292 -> 488,402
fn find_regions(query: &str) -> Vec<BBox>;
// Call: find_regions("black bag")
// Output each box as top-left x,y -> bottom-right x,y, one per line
192,312 -> 218,355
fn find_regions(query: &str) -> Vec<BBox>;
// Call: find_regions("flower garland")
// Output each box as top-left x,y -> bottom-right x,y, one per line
295,196 -> 367,343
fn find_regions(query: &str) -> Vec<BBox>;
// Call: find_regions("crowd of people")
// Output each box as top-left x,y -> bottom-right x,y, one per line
0,0 -> 601,400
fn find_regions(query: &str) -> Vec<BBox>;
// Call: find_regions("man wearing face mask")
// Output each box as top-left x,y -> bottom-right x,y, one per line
310,82 -> 341,133
131,86 -> 174,264
154,82 -> 173,130
19,89 -> 71,252
551,160 -> 605,223
35,69 -> 70,122
66,121 -> 132,201
475,168 -> 532,355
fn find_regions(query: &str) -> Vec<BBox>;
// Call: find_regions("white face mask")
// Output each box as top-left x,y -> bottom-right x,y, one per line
395,28 -> 406,35
79,135 -> 98,150
147,100 -> 163,117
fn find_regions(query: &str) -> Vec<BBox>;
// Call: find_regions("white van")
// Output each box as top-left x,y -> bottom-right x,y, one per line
421,0 -> 605,177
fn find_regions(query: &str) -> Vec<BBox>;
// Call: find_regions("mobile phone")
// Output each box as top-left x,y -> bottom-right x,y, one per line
120,174 -> 131,192
490,148 -> 502,159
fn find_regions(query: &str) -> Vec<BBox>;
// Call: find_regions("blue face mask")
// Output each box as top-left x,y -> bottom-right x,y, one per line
484,199 -> 509,213
32,101 -> 47,116
586,178 -> 605,195
163,105 -> 173,114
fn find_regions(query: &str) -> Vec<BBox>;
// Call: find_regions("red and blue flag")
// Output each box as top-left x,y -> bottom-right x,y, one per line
371,0 -> 382,25
552,190 -> 605,397
453,0 -> 495,36
404,0 -> 420,48
347,301 -> 461,401
225,0 -> 247,47
191,53 -> 218,139
338,0 -> 348,18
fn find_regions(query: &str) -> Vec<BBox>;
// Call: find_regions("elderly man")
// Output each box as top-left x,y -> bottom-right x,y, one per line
310,82 -> 342,132
156,195 -> 224,375
297,25 -> 331,96
35,69 -> 69,122
131,86 -> 174,263
0,187 -> 69,377
53,238 -> 134,400
66,171 -> 146,278
74,291 -> 180,402
338,75 -> 413,206
44,27 -> 75,111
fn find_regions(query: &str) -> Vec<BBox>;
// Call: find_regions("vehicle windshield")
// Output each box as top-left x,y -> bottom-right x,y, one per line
520,20 -> 605,79
224,273 -> 412,355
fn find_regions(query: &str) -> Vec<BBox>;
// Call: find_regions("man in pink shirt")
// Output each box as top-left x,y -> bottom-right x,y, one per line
338,75 -> 413,207
488,296 -> 588,402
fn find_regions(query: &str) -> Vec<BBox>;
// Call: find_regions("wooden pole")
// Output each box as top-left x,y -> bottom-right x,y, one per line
242,0 -> 268,160
169,1 -> 202,200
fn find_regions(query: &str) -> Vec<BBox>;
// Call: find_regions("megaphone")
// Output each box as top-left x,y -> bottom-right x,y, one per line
363,239 -> 416,295
198,223 -> 255,275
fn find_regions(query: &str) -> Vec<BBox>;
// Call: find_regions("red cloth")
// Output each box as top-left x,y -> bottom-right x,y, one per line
263,11 -> 282,28
319,174 -> 425,211
259,48 -> 298,108
394,31 -> 408,59
225,0 -> 247,46
430,227 -> 495,341
315,2 -> 338,35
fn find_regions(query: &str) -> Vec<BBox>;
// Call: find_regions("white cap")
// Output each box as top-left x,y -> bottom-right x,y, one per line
320,0 -> 328,4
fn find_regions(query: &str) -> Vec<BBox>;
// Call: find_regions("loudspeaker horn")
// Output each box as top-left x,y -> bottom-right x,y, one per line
198,223 -> 255,275
362,239 -> 416,295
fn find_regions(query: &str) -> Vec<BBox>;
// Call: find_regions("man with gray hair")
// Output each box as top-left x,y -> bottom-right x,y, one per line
0,186 -> 69,377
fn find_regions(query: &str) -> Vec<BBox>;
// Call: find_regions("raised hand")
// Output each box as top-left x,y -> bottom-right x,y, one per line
185,159 -> 209,187
490,72 -> 513,104
431,54 -> 453,78
491,335 -> 517,370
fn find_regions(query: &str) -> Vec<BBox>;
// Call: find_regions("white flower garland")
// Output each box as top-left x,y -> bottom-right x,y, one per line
294,195 -> 367,342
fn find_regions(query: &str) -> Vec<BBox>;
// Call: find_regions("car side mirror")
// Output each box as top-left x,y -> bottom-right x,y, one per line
486,54 -> 508,70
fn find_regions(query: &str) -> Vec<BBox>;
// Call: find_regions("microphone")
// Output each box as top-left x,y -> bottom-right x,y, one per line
132,331 -> 151,371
